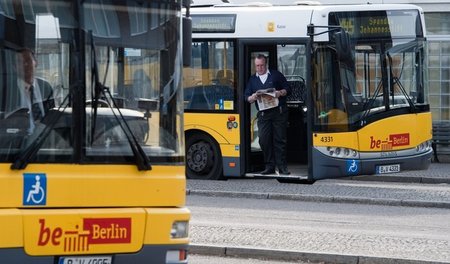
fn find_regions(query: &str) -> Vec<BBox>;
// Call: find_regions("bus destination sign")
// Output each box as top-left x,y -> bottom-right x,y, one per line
192,14 -> 236,33
330,10 -> 422,39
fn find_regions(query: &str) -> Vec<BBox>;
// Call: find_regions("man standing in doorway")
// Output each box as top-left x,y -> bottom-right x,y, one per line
245,54 -> 291,175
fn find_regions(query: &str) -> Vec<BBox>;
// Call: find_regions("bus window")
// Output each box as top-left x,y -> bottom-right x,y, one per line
313,47 -> 349,131
183,40 -> 235,111
277,44 -> 307,103
277,44 -> 307,81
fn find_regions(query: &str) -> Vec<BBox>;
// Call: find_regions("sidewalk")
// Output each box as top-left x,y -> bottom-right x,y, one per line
187,163 -> 450,210
342,162 -> 450,184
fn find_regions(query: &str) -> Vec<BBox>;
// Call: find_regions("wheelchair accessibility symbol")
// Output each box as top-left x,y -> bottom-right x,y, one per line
346,159 -> 360,175
23,173 -> 46,205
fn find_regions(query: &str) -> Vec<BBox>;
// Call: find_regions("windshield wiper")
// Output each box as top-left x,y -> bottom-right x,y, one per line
358,78 -> 384,123
387,53 -> 416,112
11,94 -> 70,170
89,33 -> 151,171
102,86 -> 152,171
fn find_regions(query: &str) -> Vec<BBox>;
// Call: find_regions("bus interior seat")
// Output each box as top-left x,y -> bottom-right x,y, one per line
216,70 -> 234,86
185,83 -> 234,110
200,85 -> 234,109
342,85 -> 363,113
286,79 -> 305,107
187,86 -> 211,110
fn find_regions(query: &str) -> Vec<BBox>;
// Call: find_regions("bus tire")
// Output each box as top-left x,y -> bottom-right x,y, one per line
186,133 -> 223,180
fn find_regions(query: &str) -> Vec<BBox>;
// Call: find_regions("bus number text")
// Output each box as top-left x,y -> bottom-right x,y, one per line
320,136 -> 333,143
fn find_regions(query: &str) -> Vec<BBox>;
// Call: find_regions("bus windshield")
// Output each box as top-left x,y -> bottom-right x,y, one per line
0,0 -> 184,166
312,9 -> 428,132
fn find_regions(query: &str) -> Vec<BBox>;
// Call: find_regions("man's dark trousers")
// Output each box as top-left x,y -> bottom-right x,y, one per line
257,105 -> 288,171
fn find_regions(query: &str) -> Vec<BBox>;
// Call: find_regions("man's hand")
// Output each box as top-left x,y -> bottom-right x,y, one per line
248,93 -> 259,103
275,89 -> 287,98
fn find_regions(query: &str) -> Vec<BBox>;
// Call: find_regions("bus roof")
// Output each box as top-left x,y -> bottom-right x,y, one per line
190,3 -> 424,41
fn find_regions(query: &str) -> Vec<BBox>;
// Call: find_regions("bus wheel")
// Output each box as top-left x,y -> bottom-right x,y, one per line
186,134 -> 223,180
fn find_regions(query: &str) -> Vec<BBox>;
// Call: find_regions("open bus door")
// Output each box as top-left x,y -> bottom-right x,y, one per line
242,43 -> 311,182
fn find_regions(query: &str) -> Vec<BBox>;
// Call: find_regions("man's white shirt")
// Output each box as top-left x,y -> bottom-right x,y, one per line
18,79 -> 45,133
256,70 -> 270,84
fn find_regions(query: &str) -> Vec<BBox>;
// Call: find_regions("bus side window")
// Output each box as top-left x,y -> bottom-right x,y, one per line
187,86 -> 211,110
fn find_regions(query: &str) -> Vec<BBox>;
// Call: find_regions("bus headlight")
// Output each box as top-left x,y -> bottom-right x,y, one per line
323,146 -> 359,158
416,140 -> 432,153
171,221 -> 189,239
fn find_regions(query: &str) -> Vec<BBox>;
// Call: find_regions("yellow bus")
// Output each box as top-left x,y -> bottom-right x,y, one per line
183,2 -> 432,181
0,0 -> 191,263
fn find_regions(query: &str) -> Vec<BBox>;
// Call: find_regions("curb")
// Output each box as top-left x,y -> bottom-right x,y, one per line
341,175 -> 450,184
187,190 -> 450,209
189,244 -> 449,264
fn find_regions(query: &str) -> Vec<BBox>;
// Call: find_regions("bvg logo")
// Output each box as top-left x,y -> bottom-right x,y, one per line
37,218 -> 131,252
370,133 -> 410,150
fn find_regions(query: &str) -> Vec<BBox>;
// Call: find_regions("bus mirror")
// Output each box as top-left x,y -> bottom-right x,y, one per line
334,29 -> 354,66
183,16 -> 192,67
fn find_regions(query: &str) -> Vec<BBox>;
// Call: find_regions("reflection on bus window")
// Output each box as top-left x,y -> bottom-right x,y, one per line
277,44 -> 307,103
313,38 -> 428,132
83,0 -> 120,38
183,40 -> 235,111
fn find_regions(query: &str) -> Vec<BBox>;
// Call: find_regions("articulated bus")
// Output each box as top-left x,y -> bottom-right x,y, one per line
0,0 -> 191,263
183,2 -> 432,181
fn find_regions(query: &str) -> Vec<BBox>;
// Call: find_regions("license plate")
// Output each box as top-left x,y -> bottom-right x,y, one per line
376,164 -> 400,174
58,255 -> 112,264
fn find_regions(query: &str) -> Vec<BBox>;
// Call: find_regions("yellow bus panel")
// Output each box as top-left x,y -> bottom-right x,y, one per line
22,208 -> 146,255
184,113 -> 240,144
358,113 -> 432,152
0,164 -> 186,208
313,131 -> 359,149
0,209 -> 23,247
313,113 -> 432,152
143,208 -> 190,245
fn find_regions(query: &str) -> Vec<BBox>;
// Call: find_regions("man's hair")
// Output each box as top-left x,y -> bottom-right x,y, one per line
255,54 -> 267,64
19,48 -> 36,60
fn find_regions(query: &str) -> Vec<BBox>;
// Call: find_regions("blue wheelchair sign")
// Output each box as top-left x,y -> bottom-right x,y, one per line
23,173 -> 47,206
346,159 -> 360,175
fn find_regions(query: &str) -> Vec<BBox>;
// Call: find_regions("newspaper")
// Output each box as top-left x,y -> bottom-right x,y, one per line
255,88 -> 279,111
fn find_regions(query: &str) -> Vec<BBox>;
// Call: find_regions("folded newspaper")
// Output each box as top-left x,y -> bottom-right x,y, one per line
255,88 -> 279,111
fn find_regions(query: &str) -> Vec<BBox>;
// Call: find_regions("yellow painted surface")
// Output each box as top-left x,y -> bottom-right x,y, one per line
313,131 -> 359,149
0,164 -> 186,207
0,163 -> 190,251
22,208 -> 146,255
143,207 -> 190,245
0,207 -> 189,255
357,113 -> 432,151
0,209 -> 23,247
184,112 -> 240,157
313,113 -> 432,151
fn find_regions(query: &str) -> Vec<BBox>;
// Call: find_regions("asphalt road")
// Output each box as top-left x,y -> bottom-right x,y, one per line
187,192 -> 450,263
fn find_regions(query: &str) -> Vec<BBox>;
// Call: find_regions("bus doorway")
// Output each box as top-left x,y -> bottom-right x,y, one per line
243,43 -> 309,179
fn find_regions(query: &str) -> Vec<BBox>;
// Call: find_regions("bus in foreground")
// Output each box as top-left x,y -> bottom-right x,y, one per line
0,0 -> 190,263
183,2 -> 432,181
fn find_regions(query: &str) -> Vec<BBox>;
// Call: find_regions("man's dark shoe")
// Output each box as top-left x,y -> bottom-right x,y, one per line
278,168 -> 290,175
260,168 -> 276,175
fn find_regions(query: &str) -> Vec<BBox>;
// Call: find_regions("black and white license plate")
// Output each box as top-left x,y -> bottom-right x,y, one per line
58,255 -> 112,264
376,164 -> 400,174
